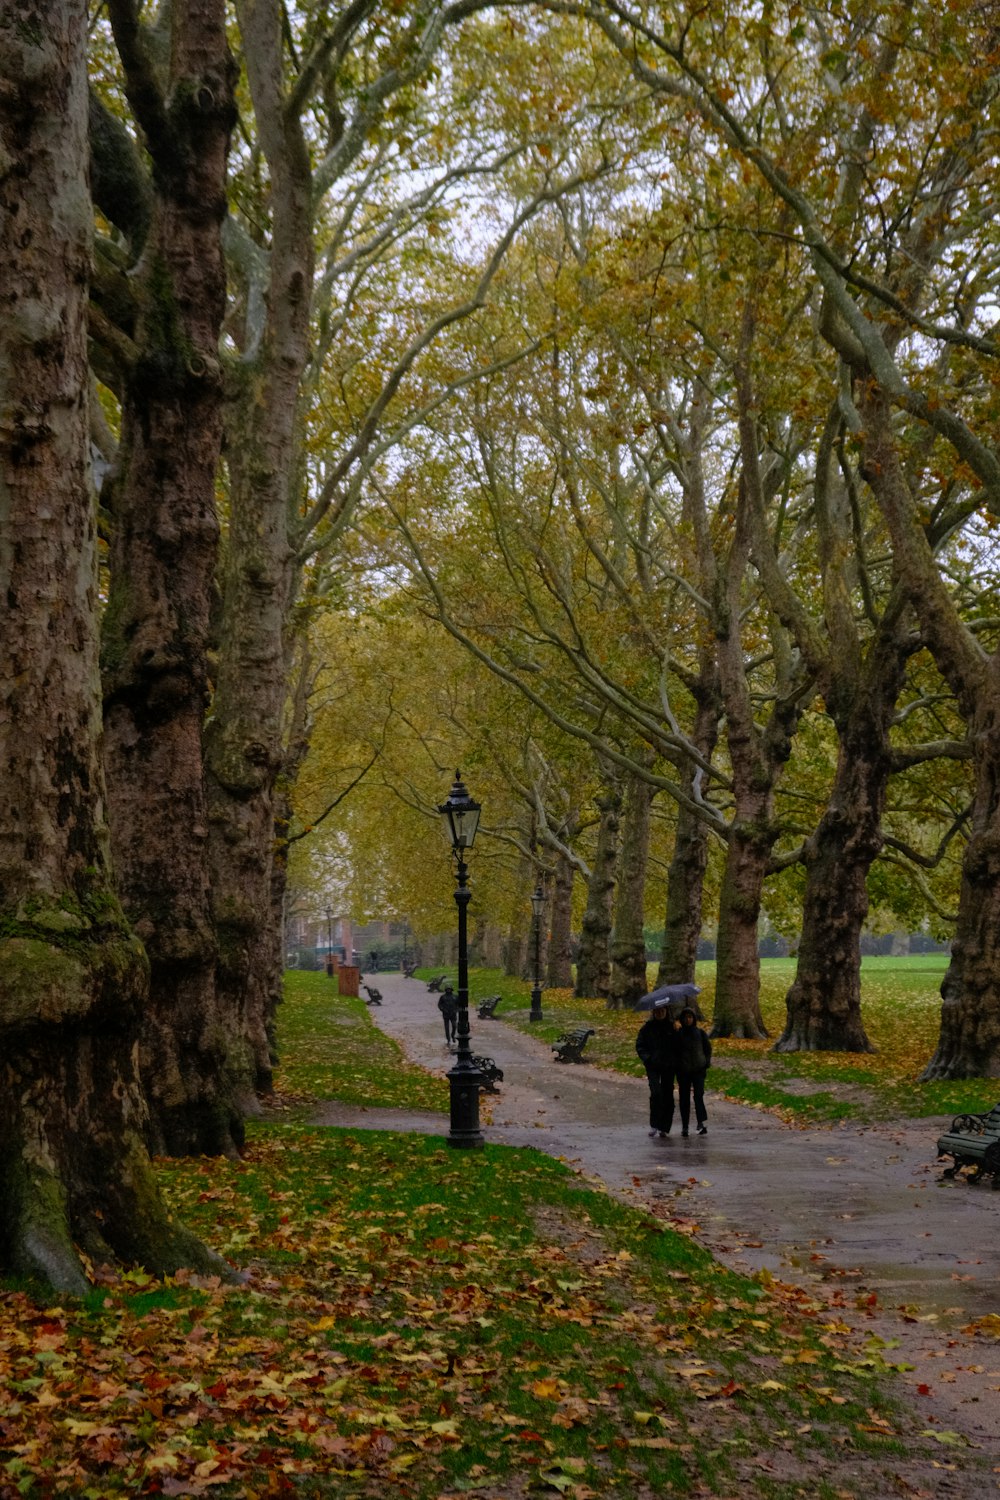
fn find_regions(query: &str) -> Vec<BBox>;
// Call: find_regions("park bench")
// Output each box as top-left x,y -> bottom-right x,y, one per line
937,1102 -> 1000,1185
552,1027 -> 595,1064
471,1055 -> 504,1094
426,975 -> 450,993
402,962 -> 417,978
477,995 -> 502,1019
362,984 -> 382,1007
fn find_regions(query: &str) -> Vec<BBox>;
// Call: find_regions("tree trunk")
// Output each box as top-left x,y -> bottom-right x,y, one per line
205,0 -> 316,1100
712,816 -> 771,1038
774,620 -> 910,1052
0,1 -> 221,1291
480,921 -> 504,968
921,679 -> 1000,1077
268,638 -> 315,1070
99,0 -> 240,1155
858,391 -> 1000,1078
658,670 -> 720,984
609,771 -> 653,1009
503,929 -> 526,977
575,782 -> 620,1000
710,521 -> 801,1038
547,852 -> 575,987
773,756 -> 880,1052
658,798 -> 711,985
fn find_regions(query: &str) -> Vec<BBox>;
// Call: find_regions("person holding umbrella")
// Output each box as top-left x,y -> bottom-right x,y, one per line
635,996 -> 680,1137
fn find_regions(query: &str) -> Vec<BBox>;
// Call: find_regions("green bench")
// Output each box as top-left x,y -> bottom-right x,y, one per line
937,1102 -> 1000,1186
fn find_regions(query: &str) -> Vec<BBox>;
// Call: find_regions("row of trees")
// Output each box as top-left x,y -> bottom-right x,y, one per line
2,0 -> 998,1290
1,0 -> 616,1289
294,0 -> 999,1079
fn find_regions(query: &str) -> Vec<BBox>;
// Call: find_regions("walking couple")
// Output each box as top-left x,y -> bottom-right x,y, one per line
636,998 -> 712,1138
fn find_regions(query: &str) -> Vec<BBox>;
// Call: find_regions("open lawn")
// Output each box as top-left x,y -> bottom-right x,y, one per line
457,956 -> 1000,1124
0,971 -> 975,1499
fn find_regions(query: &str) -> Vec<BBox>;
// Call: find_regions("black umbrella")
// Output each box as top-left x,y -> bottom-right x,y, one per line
636,982 -> 703,1017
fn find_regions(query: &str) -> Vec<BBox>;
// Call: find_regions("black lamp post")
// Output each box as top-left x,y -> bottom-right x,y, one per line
324,905 -> 334,977
529,883 -> 545,1023
439,770 -> 484,1150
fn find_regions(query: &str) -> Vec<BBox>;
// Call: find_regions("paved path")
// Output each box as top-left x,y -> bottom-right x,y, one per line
312,972 -> 1000,1452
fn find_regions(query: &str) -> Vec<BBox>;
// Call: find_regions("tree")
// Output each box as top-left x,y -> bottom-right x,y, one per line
609,764 -> 654,1007
0,0 -> 220,1291
92,0 -> 241,1155
211,0 -> 606,1093
555,0 -> 1000,1071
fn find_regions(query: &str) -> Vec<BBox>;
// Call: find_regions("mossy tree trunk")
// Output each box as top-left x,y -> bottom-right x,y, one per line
0,0 -> 223,1292
98,0 -> 241,1155
609,770 -> 653,1009
575,780 -> 621,1000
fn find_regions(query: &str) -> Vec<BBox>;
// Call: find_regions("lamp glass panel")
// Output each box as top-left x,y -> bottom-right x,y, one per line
453,805 -> 480,848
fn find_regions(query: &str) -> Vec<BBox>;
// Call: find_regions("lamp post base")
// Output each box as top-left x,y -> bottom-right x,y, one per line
447,1066 -> 484,1149
529,985 -> 544,1022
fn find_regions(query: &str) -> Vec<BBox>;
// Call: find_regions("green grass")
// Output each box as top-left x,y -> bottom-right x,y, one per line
273,968 -> 448,1113
0,973 -> 990,1497
453,956 -> 1000,1124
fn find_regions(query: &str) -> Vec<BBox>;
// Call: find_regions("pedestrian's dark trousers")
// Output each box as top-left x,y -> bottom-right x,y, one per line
442,1015 -> 456,1044
646,1066 -> 675,1132
678,1069 -> 707,1130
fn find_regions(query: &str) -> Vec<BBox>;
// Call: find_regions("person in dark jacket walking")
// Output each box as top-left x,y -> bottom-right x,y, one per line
676,1006 -> 712,1136
437,985 -> 458,1047
635,998 -> 679,1137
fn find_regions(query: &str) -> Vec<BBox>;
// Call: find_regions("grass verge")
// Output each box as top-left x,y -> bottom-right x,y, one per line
0,973 -> 983,1497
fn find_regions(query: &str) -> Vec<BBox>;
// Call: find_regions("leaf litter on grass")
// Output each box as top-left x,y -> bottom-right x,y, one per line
0,973 -> 995,1498
0,1124 -> 993,1498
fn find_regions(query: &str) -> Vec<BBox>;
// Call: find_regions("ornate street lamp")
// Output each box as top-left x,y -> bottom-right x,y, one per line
438,770 -> 484,1149
529,883 -> 545,1023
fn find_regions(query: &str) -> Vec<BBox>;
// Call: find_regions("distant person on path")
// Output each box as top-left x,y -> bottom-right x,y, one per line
437,985 -> 458,1047
676,1006 -> 712,1136
635,997 -> 679,1138
370,949 -> 379,972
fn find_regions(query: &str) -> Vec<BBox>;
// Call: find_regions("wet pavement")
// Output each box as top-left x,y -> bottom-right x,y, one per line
311,972 -> 1000,1452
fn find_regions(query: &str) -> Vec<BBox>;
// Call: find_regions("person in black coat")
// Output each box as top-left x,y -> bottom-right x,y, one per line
635,998 -> 679,1137
675,1006 -> 712,1136
437,985 -> 458,1046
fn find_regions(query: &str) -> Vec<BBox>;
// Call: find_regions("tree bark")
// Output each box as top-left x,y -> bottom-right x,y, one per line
99,0 -> 240,1156
860,392 -> 1000,1078
575,780 -> 620,1000
774,617 -> 910,1052
203,0 -> 315,1097
657,667 -> 720,984
0,0 -> 222,1290
609,770 -> 653,1008
711,500 -> 804,1038
547,851 -> 575,987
